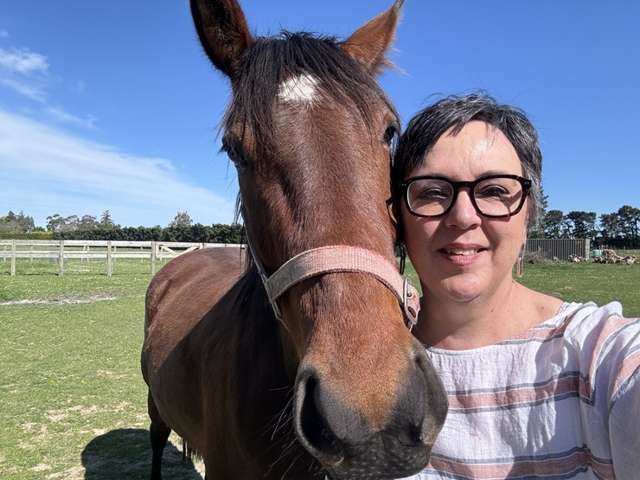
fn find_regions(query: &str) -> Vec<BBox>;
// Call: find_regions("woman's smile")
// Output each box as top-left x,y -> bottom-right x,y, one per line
436,243 -> 489,266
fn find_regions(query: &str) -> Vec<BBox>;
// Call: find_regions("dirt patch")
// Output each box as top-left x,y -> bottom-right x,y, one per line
19,424 -> 48,447
21,422 -> 38,433
31,463 -> 52,472
96,369 -> 130,380
46,412 -> 69,423
46,465 -> 84,480
0,295 -> 116,306
68,405 -> 100,415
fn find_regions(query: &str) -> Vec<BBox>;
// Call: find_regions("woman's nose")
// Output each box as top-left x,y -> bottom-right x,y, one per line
444,190 -> 481,230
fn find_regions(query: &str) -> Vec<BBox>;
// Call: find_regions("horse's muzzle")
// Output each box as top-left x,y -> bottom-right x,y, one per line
293,342 -> 448,480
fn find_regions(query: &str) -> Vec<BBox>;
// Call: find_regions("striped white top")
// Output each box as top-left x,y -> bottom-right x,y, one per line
407,301 -> 640,480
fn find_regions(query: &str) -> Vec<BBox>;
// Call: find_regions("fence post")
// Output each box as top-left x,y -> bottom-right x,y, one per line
151,241 -> 157,276
585,238 -> 591,260
58,239 -> 64,276
11,239 -> 16,276
107,241 -> 113,277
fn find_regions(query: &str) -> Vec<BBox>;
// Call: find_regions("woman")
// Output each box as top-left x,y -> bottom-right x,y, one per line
392,94 -> 639,479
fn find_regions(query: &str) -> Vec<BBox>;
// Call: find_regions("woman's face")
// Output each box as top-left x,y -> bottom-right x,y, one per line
401,120 -> 528,303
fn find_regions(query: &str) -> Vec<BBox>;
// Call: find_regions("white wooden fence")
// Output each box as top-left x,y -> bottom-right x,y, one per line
0,240 -> 243,277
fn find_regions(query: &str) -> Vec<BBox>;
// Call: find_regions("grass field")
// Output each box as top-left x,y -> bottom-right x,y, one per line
0,258 -> 638,479
0,260 -> 204,480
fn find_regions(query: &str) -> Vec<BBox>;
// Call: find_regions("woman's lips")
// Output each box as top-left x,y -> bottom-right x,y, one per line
437,247 -> 487,266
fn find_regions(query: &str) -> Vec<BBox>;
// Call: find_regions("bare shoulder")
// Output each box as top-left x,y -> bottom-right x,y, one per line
516,282 -> 565,323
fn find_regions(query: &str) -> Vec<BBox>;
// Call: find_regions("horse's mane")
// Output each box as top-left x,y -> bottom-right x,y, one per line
224,31 -> 394,160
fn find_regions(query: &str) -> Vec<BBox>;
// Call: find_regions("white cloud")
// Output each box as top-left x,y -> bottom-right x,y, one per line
0,108 -> 236,226
0,46 -> 49,102
0,77 -> 47,102
45,106 -> 97,130
0,45 -> 96,132
0,47 -> 48,75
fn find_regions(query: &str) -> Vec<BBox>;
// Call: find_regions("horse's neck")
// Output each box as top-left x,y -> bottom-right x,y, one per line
223,270 -> 318,477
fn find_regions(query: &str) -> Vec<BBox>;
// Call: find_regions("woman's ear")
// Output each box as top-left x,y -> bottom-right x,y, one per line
387,198 -> 398,226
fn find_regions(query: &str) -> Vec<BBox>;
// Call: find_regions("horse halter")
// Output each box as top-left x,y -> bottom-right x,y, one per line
246,239 -> 421,331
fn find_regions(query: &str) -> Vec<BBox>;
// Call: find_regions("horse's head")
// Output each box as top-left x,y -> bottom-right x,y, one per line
191,1 -> 447,478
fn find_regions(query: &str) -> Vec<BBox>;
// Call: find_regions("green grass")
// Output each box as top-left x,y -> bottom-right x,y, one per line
0,260 -> 203,480
518,263 -> 640,317
0,259 -> 638,478
615,249 -> 640,257
403,261 -> 639,318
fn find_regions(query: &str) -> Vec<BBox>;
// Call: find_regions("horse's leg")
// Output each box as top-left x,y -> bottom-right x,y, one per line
148,390 -> 171,480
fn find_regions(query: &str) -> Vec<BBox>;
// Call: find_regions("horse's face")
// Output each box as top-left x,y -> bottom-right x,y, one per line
192,1 -> 448,478
227,76 -> 399,281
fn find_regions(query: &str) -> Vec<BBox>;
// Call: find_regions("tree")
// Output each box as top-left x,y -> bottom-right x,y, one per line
99,210 -> 116,230
46,214 -> 65,233
542,210 -> 570,239
599,212 -> 622,240
528,186 -> 549,238
539,186 -> 549,213
0,210 -> 35,233
46,214 -> 80,233
617,205 -> 640,240
169,211 -> 193,228
566,211 -> 597,239
78,215 -> 98,231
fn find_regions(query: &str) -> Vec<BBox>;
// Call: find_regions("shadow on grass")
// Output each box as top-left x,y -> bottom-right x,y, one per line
81,428 -> 203,480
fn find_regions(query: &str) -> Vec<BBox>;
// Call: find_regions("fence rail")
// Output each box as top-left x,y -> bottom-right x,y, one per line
0,240 -> 243,277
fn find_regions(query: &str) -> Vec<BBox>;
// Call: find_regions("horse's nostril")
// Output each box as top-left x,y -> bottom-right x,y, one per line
394,421 -> 424,447
297,373 -> 343,458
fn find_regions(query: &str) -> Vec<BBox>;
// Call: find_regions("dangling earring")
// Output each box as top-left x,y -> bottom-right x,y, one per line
399,243 -> 407,275
515,242 -> 525,278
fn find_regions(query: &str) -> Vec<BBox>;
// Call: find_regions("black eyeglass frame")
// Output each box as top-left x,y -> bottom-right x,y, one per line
401,174 -> 532,218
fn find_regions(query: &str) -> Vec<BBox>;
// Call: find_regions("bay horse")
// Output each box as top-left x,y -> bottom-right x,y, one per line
141,1 -> 448,479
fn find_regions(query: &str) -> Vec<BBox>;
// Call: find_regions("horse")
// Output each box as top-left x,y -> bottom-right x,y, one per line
141,1 -> 448,479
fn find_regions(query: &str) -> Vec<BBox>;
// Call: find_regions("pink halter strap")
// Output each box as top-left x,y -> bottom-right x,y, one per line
254,245 -> 420,330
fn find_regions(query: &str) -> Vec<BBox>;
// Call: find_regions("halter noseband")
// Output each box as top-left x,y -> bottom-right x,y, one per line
247,240 -> 421,331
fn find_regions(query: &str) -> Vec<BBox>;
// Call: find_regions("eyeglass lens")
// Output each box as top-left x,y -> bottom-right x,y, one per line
407,177 -> 525,217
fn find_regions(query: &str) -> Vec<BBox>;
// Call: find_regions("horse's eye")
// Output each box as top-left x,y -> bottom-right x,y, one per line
383,125 -> 398,148
221,137 -> 248,169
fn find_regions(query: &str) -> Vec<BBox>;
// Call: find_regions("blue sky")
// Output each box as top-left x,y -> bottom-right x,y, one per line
1,1 -> 638,227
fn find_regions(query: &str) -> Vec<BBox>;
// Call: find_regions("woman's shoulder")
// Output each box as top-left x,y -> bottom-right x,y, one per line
557,300 -> 637,341
557,301 -> 640,393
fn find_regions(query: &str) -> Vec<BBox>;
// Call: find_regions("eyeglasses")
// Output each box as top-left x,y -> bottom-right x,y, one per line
401,174 -> 532,218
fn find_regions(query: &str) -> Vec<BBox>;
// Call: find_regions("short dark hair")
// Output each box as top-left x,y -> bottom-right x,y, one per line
393,93 -> 543,227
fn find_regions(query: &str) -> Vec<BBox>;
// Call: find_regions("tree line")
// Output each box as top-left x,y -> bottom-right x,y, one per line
2,204 -> 639,247
530,205 -> 640,248
0,210 -> 243,244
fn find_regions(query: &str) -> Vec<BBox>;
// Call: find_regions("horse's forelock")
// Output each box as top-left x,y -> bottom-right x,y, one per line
223,32 -> 394,164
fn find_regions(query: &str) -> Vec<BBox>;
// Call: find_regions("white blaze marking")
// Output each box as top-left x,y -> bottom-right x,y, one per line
277,73 -> 319,105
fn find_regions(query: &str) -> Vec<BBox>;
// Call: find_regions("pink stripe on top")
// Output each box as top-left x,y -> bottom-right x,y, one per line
403,302 -> 640,480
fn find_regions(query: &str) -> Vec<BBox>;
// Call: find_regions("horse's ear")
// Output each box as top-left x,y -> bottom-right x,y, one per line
190,0 -> 254,80
341,0 -> 403,75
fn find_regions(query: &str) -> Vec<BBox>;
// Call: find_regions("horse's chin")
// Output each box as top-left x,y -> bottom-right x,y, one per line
320,439 -> 432,480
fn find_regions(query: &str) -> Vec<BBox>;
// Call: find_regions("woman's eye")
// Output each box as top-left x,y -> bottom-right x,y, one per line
477,186 -> 508,198
418,189 -> 449,200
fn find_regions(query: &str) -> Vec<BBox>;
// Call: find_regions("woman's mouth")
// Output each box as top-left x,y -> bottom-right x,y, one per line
437,247 -> 488,266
